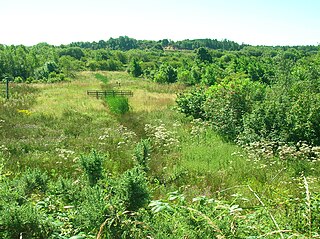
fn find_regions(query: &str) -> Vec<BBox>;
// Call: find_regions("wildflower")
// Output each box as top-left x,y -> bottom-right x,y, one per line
17,109 -> 32,116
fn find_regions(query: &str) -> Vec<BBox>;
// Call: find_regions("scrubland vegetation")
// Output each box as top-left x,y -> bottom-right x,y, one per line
1,37 -> 320,238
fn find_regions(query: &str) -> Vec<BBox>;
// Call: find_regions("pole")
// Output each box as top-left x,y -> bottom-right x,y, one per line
5,77 -> 9,100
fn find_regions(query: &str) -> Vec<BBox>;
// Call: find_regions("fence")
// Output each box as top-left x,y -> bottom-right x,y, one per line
87,90 -> 133,99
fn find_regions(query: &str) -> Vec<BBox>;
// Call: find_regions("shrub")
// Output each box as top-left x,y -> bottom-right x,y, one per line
239,88 -> 290,144
133,139 -> 151,171
21,168 -> 49,196
80,150 -> 105,186
116,166 -> 150,211
153,64 -> 177,83
240,80 -> 320,145
73,186 -> 107,232
176,86 -> 207,119
49,176 -> 82,203
0,203 -> 54,239
127,58 -> 143,77
204,77 -> 265,141
105,96 -> 130,115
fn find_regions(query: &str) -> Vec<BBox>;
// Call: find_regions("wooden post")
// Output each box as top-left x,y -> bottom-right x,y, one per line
5,77 -> 9,100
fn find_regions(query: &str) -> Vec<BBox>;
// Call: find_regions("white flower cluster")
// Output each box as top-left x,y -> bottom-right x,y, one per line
245,140 -> 320,162
245,141 -> 277,161
144,122 -> 179,152
190,119 -> 210,138
55,148 -> 75,161
278,141 -> 320,161
99,125 -> 137,149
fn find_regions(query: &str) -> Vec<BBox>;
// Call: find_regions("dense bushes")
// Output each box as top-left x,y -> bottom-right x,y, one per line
177,51 -> 320,146
240,80 -> 320,145
176,86 -> 207,119
204,77 -> 265,141
178,80 -> 320,145
80,151 -> 105,186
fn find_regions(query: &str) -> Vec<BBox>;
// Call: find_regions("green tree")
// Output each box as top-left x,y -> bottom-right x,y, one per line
128,59 -> 143,77
59,47 -> 85,60
153,64 -> 177,83
195,47 -> 212,63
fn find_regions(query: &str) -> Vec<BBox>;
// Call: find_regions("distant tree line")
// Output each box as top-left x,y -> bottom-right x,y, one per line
1,37 -> 319,85
66,36 -> 246,51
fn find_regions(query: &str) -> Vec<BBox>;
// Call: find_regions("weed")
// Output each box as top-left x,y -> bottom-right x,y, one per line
134,139 -> 151,171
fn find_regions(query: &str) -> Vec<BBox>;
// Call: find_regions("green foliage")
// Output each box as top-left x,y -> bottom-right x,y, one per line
94,73 -> 109,84
73,186 -> 107,232
59,47 -> 85,60
2,42 -> 320,239
176,86 -> 207,119
105,96 -> 130,115
127,58 -> 143,77
240,80 -> 320,145
134,139 -> 151,171
21,168 -> 49,195
195,47 -> 212,63
153,64 -> 178,84
80,151 -> 105,186
115,166 -> 150,211
204,77 -> 265,141
59,55 -> 84,77
0,203 -> 55,239
34,61 -> 61,82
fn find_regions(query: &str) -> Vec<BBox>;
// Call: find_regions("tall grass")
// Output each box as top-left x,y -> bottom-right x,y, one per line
31,72 -> 105,117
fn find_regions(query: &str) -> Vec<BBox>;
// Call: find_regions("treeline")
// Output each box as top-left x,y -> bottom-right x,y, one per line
1,37 -> 319,84
67,36 -> 320,52
67,36 -> 246,51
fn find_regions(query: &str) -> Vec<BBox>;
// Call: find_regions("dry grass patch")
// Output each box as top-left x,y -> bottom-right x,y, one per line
31,73 -> 106,117
129,89 -> 176,112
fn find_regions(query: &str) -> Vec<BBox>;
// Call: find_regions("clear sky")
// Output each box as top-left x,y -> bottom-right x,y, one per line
1,0 -> 320,46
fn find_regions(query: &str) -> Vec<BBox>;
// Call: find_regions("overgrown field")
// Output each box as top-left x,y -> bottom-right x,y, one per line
1,71 -> 320,238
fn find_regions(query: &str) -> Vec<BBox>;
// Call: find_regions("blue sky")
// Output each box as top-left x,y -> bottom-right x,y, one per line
1,0 -> 320,46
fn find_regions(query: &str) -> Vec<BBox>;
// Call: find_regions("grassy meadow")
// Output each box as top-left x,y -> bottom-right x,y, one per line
1,71 -> 320,238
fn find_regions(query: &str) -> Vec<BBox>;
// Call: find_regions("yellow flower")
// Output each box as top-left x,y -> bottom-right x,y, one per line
17,109 -> 32,116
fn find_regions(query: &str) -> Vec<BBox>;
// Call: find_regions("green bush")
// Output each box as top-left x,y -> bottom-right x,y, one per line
73,186 -> 107,232
21,168 -> 49,196
49,176 -> 82,203
80,150 -> 105,186
134,139 -> 151,171
105,96 -> 130,115
116,166 -> 150,211
153,64 -> 178,83
0,203 -> 54,239
204,77 -> 265,141
127,58 -> 143,77
176,86 -> 207,119
240,80 -> 320,145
